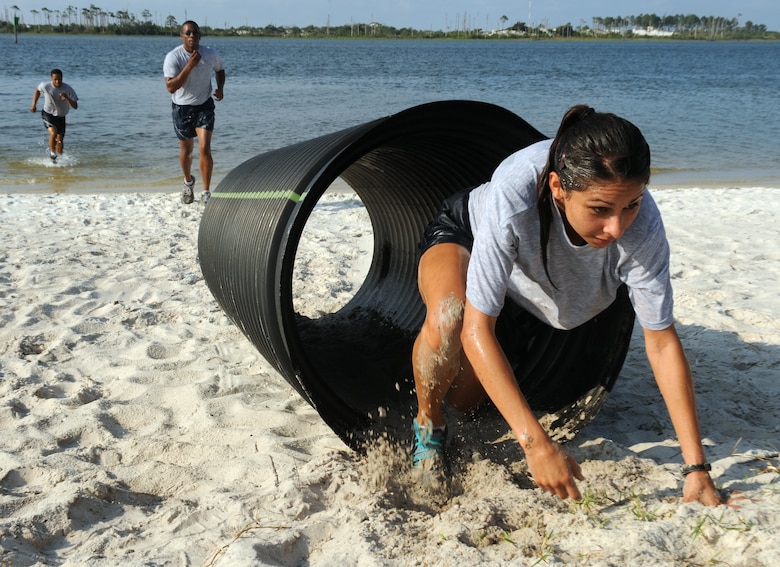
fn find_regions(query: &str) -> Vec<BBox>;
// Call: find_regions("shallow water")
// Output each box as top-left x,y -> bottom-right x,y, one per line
2,35 -> 779,193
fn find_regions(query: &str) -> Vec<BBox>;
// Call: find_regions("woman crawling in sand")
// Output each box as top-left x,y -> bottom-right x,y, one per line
411,104 -> 724,506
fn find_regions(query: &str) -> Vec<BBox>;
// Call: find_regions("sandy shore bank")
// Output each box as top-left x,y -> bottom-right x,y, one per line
1,188 -> 778,566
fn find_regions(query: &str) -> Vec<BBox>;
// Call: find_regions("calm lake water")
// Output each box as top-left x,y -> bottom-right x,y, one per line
1,35 -> 779,193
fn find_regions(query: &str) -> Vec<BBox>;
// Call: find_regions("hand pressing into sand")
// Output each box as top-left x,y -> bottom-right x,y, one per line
525,436 -> 585,500
683,471 -> 730,506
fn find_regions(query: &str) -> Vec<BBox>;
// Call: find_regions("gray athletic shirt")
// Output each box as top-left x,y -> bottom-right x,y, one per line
36,81 -> 78,116
466,139 -> 674,331
163,45 -> 224,106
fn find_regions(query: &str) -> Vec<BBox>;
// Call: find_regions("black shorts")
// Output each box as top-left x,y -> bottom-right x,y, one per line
172,98 -> 216,140
418,187 -> 474,257
41,111 -> 66,135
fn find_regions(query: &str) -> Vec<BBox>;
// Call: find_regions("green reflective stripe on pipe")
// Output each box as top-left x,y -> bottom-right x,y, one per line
213,191 -> 304,202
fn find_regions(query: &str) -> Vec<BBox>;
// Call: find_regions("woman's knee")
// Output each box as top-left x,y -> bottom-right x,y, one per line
422,293 -> 465,355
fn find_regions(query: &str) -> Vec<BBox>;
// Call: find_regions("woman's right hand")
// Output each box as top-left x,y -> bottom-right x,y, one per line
460,304 -> 585,500
524,437 -> 584,500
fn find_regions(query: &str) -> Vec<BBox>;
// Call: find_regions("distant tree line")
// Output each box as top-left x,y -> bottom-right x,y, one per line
1,6 -> 777,39
585,13 -> 771,39
2,4 -> 172,35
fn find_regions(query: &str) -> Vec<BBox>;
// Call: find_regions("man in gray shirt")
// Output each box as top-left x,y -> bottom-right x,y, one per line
164,20 -> 225,205
30,68 -> 79,161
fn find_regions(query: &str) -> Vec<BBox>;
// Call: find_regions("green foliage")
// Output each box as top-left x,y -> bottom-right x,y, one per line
691,510 -> 754,541
571,487 -> 613,527
0,9 -> 778,39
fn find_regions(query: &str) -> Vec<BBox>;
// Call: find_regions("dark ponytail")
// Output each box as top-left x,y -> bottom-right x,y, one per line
536,105 -> 651,285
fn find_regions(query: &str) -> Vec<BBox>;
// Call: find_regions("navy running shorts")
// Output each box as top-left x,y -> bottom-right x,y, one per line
418,187 -> 474,257
41,111 -> 66,135
172,98 -> 216,140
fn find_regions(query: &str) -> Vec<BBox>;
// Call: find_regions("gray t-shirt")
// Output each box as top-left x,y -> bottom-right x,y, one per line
163,44 -> 224,106
466,139 -> 673,331
37,81 -> 78,116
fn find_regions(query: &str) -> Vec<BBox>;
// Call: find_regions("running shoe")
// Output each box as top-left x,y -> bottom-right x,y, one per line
182,175 -> 196,205
200,190 -> 211,206
412,418 -> 447,472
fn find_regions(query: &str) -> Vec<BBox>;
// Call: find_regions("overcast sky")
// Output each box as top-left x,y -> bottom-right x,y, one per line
11,1 -> 780,32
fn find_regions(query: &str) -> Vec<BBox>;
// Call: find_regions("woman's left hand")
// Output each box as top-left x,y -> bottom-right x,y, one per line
682,471 -> 726,506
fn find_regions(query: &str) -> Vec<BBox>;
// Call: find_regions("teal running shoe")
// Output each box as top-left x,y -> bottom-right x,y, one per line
412,418 -> 447,472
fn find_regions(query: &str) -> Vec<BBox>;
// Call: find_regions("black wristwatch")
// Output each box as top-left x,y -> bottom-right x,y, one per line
681,463 -> 712,477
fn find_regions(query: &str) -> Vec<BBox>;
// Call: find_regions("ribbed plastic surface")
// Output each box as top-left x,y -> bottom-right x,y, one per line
198,101 -> 635,449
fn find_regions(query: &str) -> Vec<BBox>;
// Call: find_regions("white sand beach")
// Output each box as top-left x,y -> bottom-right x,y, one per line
1,187 -> 778,566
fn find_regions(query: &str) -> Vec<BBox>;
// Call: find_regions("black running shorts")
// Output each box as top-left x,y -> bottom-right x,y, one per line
172,98 -> 216,140
41,111 -> 66,135
418,187 -> 474,257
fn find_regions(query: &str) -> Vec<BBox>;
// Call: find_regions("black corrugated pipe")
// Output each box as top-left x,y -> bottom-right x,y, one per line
198,101 -> 636,451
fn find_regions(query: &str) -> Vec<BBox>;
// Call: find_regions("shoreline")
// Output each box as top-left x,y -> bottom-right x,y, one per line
4,30 -> 780,40
3,176 -> 780,195
3,145 -> 779,196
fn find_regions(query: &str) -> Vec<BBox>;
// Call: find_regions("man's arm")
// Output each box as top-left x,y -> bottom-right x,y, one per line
165,50 -> 200,94
61,91 -> 78,109
214,69 -> 225,100
30,89 -> 41,112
